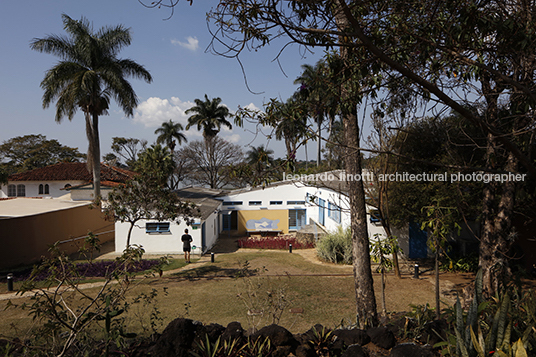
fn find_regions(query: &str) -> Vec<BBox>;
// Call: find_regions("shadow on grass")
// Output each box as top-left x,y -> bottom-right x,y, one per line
169,265 -> 261,281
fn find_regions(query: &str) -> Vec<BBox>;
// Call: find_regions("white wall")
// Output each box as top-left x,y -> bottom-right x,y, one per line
115,211 -> 220,255
0,180 -> 84,198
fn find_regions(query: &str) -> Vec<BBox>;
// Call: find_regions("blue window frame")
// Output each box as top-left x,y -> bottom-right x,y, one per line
370,210 -> 381,223
223,201 -> 242,206
249,201 -> 262,206
328,202 -> 341,224
146,222 -> 170,233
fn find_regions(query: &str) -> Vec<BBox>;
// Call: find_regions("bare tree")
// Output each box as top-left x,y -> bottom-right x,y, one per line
177,137 -> 244,189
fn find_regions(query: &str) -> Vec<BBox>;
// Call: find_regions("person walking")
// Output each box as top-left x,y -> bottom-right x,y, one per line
181,228 -> 193,263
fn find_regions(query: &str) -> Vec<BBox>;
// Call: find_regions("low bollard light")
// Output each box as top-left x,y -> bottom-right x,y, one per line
211,252 -> 215,263
7,273 -> 14,292
289,244 -> 293,253
413,264 -> 420,279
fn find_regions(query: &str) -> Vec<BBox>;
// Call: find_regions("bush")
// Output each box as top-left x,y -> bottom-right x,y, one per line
316,226 -> 353,264
237,236 -> 314,249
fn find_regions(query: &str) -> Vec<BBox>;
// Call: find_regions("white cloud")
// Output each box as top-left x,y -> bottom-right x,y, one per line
171,36 -> 199,51
223,134 -> 242,144
133,96 -> 194,129
244,102 -> 262,112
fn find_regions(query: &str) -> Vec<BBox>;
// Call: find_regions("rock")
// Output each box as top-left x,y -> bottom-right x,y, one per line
302,324 -> 330,342
221,321 -> 244,342
341,344 -> 368,357
389,343 -> 436,357
418,320 -> 448,346
295,343 -> 318,357
150,318 -> 198,357
273,345 -> 293,357
332,328 -> 371,348
367,327 -> 397,350
198,323 -> 225,343
255,324 -> 297,347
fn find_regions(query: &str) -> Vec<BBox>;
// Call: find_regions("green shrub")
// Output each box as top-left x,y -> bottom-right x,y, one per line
316,226 -> 353,264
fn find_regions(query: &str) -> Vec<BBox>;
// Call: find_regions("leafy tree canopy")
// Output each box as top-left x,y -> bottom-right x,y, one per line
0,134 -> 85,175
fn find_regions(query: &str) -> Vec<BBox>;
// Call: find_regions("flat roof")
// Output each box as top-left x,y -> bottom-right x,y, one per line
0,197 -> 90,218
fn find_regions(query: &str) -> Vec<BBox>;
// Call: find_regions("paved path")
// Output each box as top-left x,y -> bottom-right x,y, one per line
0,253 -> 213,301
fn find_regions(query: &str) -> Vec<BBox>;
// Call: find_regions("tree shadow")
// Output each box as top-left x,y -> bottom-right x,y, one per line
168,265 -> 260,281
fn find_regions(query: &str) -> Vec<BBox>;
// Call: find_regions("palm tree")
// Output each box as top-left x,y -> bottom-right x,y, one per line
185,94 -> 232,141
155,120 -> 187,189
155,119 -> 187,152
246,145 -> 274,177
273,95 -> 309,162
294,60 -> 330,167
30,14 -> 152,200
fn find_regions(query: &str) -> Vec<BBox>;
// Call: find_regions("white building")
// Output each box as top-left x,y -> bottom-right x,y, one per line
1,162 -> 135,199
218,171 -> 386,241
114,187 -> 223,255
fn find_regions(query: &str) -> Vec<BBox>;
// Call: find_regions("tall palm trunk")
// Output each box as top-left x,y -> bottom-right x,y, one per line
85,112 -> 101,200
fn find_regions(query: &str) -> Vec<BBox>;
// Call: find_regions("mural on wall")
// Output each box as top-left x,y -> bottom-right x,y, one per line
246,218 -> 280,230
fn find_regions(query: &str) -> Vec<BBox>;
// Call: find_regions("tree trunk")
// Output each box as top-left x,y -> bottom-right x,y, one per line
479,147 -> 517,296
478,78 -> 518,296
336,2 -> 378,329
344,105 -> 378,328
435,238 -> 440,320
317,114 -> 322,167
126,223 -> 135,248
86,112 -> 101,201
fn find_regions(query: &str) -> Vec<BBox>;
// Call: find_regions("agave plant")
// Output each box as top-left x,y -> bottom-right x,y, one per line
437,269 -> 534,357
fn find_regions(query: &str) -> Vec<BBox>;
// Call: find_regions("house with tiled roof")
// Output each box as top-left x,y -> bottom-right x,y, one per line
0,162 -> 136,199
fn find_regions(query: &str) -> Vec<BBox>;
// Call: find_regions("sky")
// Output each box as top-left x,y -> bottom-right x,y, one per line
0,1 -> 341,161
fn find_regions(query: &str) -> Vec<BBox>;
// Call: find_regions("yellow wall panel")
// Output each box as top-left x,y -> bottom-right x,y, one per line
236,209 -> 288,235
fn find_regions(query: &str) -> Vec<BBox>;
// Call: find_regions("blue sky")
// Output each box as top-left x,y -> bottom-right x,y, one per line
0,1 -> 332,160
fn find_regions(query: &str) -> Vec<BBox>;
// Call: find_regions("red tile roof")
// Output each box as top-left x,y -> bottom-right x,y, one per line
8,162 -> 137,183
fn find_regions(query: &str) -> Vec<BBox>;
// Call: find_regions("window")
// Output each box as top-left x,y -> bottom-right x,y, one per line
249,201 -> 262,206
39,184 -> 49,195
146,222 -> 170,233
270,201 -> 283,205
287,201 -> 305,205
16,184 -> 25,197
369,210 -> 381,223
289,209 -> 307,230
7,185 -> 16,197
328,202 -> 341,224
223,201 -> 243,206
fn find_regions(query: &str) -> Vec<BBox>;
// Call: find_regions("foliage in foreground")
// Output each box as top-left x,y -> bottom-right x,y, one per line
315,226 -> 352,264
3,240 -> 168,357
437,270 -> 536,357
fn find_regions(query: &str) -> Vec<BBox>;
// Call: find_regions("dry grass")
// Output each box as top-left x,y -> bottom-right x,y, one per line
0,249 -> 453,338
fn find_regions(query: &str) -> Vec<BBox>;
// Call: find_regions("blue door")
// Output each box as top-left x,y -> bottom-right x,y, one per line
222,214 -> 231,231
289,209 -> 307,230
409,221 -> 428,258
318,198 -> 325,226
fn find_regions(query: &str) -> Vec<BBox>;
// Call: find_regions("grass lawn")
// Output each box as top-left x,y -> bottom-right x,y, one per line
0,249 -> 451,338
